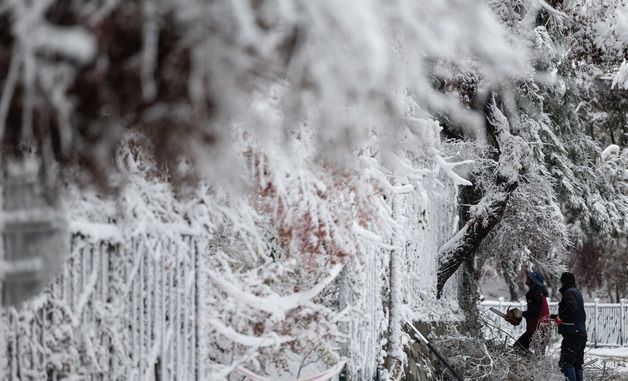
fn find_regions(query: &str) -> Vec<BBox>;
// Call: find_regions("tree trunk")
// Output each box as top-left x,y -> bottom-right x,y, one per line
458,254 -> 482,336
436,97 -> 529,298
436,183 -> 516,297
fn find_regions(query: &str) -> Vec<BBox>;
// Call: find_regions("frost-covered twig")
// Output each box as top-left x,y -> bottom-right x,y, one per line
611,60 -> 628,90
433,155 -> 473,187
536,0 -> 569,19
208,264 -> 343,317
208,318 -> 294,348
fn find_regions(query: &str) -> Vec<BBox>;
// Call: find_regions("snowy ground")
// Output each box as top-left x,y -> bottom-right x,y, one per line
586,347 -> 628,363
586,347 -> 628,360
543,344 -> 628,376
584,347 -> 628,376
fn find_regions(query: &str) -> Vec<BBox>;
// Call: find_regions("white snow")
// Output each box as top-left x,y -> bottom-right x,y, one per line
611,60 -> 628,90
208,264 -> 343,318
587,347 -> 628,361
1,0 -> 626,380
601,144 -> 621,161
208,318 -> 294,348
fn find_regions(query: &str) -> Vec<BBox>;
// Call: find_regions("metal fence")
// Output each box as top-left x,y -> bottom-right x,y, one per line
1,235 -> 199,381
480,298 -> 628,347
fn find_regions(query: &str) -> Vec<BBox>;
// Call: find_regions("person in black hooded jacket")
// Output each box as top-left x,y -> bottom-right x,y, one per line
551,272 -> 587,381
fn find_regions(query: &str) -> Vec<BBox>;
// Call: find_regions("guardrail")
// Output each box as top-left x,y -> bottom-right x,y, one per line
480,298 -> 628,347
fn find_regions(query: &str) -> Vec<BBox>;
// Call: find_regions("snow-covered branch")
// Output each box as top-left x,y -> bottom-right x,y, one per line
208,318 -> 294,348
437,99 -> 529,297
208,264 -> 343,318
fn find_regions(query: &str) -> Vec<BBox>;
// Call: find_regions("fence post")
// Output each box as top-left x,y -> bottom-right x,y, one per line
594,298 -> 599,347
498,297 -> 504,340
621,299 -> 626,347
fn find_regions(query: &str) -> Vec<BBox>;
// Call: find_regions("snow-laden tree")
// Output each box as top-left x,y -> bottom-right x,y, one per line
435,0 -> 628,301
0,1 -> 537,379
4,0 -> 626,379
0,0 -> 527,189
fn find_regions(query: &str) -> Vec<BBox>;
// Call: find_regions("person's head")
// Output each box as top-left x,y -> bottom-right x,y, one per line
526,271 -> 545,288
560,272 -> 576,287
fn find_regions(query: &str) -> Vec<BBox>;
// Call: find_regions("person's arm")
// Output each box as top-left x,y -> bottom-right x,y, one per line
558,290 -> 577,320
522,290 -> 541,319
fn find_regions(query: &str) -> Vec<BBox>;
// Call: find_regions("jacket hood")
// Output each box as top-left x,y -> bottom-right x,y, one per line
532,283 -> 549,297
560,272 -> 577,293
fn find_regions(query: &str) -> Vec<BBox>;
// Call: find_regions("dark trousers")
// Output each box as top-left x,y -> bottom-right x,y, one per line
514,331 -> 533,350
559,334 -> 587,370
514,330 -> 549,355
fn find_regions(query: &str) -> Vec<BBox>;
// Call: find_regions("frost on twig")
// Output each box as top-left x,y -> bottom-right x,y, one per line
208,264 -> 343,319
611,60 -> 628,90
208,318 -> 294,348
433,154 -> 473,187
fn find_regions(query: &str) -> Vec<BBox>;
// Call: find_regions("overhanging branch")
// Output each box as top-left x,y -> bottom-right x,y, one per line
436,97 -> 529,298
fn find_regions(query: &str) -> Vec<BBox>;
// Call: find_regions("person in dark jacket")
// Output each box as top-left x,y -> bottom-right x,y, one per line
551,272 -> 587,381
508,271 -> 550,351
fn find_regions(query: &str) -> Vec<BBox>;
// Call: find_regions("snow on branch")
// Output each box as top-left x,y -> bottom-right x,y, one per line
536,0 -> 569,20
487,99 -> 531,184
611,60 -> 628,90
208,264 -> 343,317
407,117 -> 474,186
602,144 -> 621,161
433,155 -> 473,187
208,318 -> 294,348
437,99 -> 528,297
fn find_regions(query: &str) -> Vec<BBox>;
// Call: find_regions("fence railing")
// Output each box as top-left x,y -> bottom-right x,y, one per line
1,234 -> 199,381
480,298 -> 628,347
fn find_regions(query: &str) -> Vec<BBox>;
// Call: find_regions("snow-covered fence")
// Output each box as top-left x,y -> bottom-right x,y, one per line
480,299 -> 628,347
338,174 -> 462,379
589,299 -> 628,348
0,234 -> 199,381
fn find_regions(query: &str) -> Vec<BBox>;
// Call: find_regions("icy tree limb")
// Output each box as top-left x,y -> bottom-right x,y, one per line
536,0 -> 569,19
436,98 -> 530,297
433,155 -> 473,187
611,60 -> 628,90
352,222 -> 399,250
602,144 -> 621,161
436,187 -> 515,297
208,264 -> 343,317
208,318 -> 294,347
